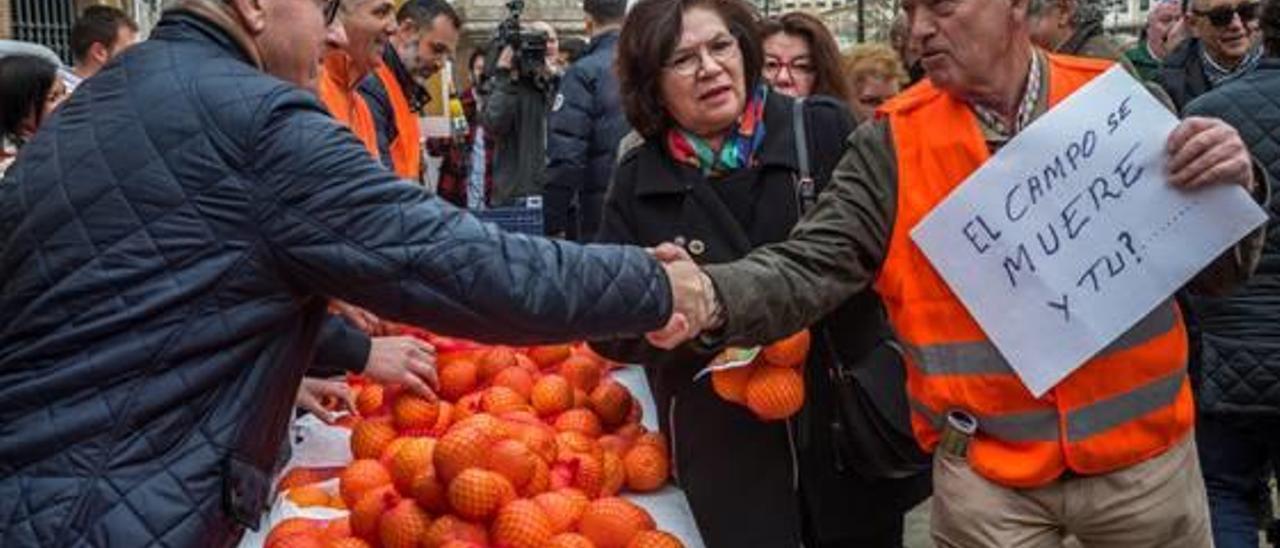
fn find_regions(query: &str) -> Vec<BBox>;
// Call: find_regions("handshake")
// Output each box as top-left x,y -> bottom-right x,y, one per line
647,243 -> 724,349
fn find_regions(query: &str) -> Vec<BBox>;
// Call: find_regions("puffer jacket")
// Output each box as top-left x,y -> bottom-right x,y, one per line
543,30 -> 629,238
1184,58 -> 1280,417
0,7 -> 671,547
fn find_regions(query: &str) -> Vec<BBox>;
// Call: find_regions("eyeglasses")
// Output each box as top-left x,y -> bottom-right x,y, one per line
1193,2 -> 1259,27
664,34 -> 740,76
322,0 -> 341,26
763,58 -> 816,80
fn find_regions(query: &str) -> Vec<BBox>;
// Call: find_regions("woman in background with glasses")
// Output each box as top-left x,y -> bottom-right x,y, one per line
592,0 -> 929,545
758,12 -> 851,101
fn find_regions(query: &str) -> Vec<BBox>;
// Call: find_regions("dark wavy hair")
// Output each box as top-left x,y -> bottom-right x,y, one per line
0,55 -> 58,147
1263,0 -> 1280,55
617,0 -> 764,140
758,11 -> 852,101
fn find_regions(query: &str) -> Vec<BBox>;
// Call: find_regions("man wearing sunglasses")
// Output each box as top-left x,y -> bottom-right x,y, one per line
0,0 -> 694,545
359,0 -> 461,182
1158,0 -> 1264,111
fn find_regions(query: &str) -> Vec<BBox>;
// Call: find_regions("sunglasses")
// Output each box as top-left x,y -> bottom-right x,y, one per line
1193,2 -> 1259,27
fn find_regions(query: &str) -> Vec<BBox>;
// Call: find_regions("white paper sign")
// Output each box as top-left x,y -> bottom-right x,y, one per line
911,66 -> 1267,397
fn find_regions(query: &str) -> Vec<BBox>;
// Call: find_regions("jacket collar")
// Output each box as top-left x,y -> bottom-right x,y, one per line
383,47 -> 430,111
1060,21 -> 1103,56
158,0 -> 263,70
633,91 -> 800,197
322,50 -> 364,92
586,30 -> 620,56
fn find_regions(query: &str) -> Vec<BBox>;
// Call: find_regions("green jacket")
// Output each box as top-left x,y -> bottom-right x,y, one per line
1125,43 -> 1163,81
705,52 -> 1267,346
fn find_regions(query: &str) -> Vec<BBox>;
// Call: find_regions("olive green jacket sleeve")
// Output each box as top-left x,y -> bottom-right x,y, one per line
704,81 -> 1267,346
703,120 -> 899,346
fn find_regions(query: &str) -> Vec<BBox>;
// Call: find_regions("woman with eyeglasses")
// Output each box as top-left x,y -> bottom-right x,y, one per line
1157,0 -> 1264,111
0,54 -> 68,177
758,11 -> 851,101
592,0 -> 929,545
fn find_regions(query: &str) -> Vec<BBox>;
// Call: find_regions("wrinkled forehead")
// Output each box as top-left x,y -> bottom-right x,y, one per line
675,7 -> 730,50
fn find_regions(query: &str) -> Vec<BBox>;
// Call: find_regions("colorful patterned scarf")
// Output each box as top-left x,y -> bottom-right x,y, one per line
666,84 -> 769,177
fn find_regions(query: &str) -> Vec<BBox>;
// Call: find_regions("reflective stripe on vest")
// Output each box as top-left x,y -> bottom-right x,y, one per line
875,53 -> 1194,487
374,64 -> 423,181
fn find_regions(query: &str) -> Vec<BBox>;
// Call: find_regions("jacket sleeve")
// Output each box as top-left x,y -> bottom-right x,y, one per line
543,66 -> 594,235
589,161 -> 719,367
308,314 -> 372,377
478,74 -> 520,137
703,121 -> 897,346
248,91 -> 673,344
358,77 -> 397,171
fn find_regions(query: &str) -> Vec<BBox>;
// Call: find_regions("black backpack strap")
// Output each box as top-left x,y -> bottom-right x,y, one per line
791,98 -> 817,214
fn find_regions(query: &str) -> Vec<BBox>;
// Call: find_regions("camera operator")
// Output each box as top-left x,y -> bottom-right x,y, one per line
479,20 -> 561,207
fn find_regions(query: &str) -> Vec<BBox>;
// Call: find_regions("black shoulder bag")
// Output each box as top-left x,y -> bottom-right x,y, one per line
791,99 -> 930,480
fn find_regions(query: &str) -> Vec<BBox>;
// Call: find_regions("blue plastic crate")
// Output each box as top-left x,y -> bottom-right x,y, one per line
473,205 -> 544,236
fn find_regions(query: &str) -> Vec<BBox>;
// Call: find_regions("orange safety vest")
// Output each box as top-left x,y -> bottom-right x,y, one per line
874,54 -> 1194,488
318,51 -> 380,159
373,64 -> 423,181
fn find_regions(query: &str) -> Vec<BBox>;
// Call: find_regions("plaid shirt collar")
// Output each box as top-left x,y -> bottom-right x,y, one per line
971,51 -> 1042,140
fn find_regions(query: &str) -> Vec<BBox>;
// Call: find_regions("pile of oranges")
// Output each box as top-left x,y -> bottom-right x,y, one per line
711,330 -> 810,421
265,335 -> 681,548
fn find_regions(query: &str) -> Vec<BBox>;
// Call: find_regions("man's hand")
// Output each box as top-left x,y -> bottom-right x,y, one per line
364,336 -> 439,401
296,377 -> 355,424
646,243 -> 721,349
1167,117 -> 1255,193
330,300 -> 384,335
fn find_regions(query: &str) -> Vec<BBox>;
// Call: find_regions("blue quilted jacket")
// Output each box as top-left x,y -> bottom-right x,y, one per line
0,10 -> 671,547
1185,58 -> 1280,417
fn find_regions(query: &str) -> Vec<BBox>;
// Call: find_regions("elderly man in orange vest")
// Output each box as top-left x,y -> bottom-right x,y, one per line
359,0 -> 460,182
644,0 -> 1270,545
318,0 -> 397,157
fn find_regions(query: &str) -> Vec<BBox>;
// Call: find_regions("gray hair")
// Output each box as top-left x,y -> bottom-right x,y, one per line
1027,0 -> 1110,27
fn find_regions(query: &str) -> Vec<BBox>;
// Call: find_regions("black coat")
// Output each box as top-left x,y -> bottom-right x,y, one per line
1184,58 -> 1280,417
0,10 -> 671,547
595,92 -> 928,547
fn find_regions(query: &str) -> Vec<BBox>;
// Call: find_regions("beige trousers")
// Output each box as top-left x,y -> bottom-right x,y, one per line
931,436 -> 1213,548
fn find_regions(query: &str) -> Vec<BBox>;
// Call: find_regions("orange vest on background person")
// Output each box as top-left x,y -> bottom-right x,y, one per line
874,53 -> 1194,488
318,50 -> 380,159
373,64 -> 423,181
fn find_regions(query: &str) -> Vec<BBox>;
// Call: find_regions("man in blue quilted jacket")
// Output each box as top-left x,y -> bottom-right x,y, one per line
0,0 -> 705,545
1183,2 -> 1280,546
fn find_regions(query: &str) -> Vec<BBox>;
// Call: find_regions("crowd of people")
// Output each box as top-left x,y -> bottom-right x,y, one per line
0,0 -> 1278,547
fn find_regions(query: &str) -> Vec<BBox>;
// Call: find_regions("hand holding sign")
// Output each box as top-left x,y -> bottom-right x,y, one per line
1166,117 -> 1256,192
911,66 -> 1266,397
